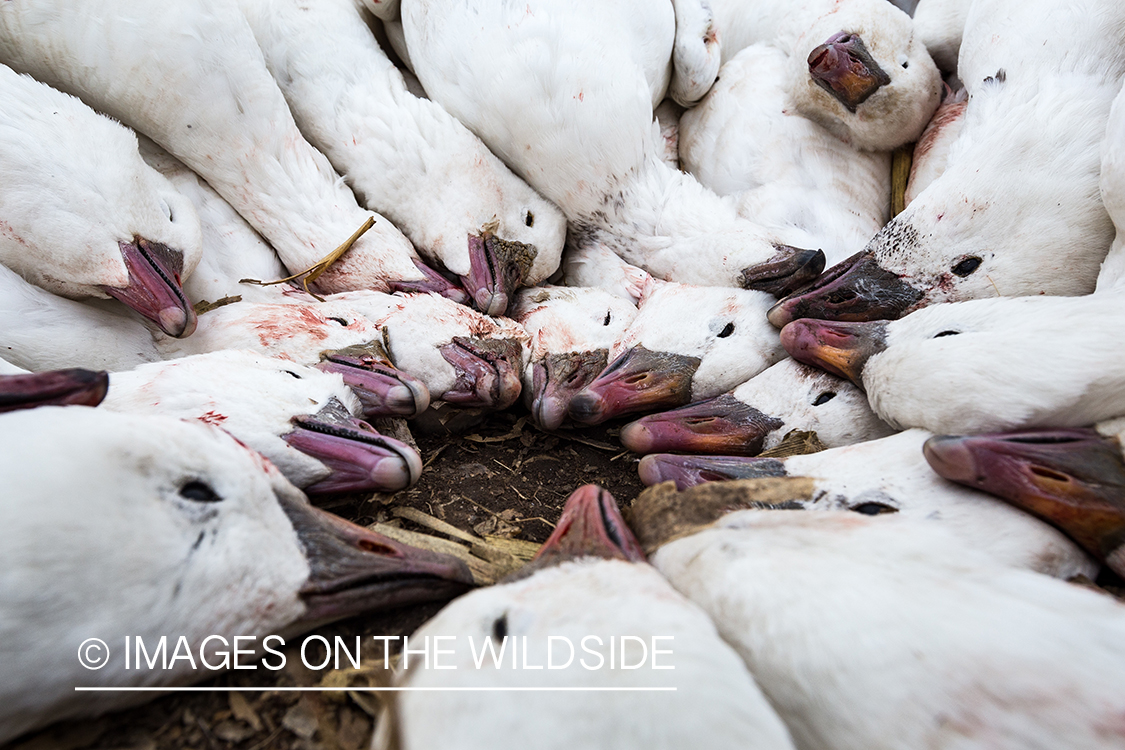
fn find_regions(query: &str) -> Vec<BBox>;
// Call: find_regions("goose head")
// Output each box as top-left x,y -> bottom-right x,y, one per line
779,295 -> 1125,433
0,406 -> 471,742
790,0 -> 941,151
0,65 -> 202,336
621,358 -> 892,455
510,286 -> 637,430
924,419 -> 1125,577
103,351 -> 422,494
568,281 -> 785,424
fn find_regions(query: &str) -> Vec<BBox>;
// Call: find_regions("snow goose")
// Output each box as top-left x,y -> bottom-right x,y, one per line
401,0 -> 825,291
769,0 -> 1125,327
925,418 -> 1125,577
0,359 -> 108,413
567,278 -> 787,425
509,286 -> 637,431
0,63 -> 200,337
237,0 -> 566,316
781,293 -> 1125,434
0,406 -> 473,745
373,484 -> 796,750
913,0 -> 972,73
630,482 -> 1125,750
102,351 -> 423,493
678,43 -> 891,266
636,429 -> 1096,579
0,0 -> 452,298
706,0 -> 942,150
620,357 -> 893,456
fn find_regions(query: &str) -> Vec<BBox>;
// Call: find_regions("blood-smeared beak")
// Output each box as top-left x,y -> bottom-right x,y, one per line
522,485 -> 646,575
278,492 -> 473,628
0,368 -> 109,412
780,319 -> 887,388
389,259 -> 472,307
568,346 -> 701,425
621,394 -> 785,456
528,350 -> 609,431
318,342 -> 430,418
924,430 -> 1125,570
283,401 -> 423,494
101,238 -> 196,338
767,251 -> 923,328
638,453 -> 787,490
438,336 -> 523,409
808,32 -> 891,112
461,232 -> 536,316
740,246 -> 826,298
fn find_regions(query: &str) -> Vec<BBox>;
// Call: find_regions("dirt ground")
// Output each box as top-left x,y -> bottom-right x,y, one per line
7,409 -> 646,750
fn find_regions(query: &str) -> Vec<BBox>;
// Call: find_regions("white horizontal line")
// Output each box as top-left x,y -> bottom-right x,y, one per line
75,686 -> 677,692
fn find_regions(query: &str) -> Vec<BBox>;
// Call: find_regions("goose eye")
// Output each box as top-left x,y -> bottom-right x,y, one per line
850,501 -> 897,515
812,391 -> 836,406
717,322 -> 735,338
284,370 -> 302,379
934,330 -> 960,338
492,614 -> 509,640
328,317 -> 349,327
180,481 -> 222,503
901,60 -> 909,69
524,211 -> 534,227
603,311 -> 612,326
951,257 -> 982,277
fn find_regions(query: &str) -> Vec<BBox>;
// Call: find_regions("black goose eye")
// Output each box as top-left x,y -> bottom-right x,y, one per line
492,614 -> 509,640
328,317 -> 349,326
850,501 -> 897,515
717,322 -> 735,338
813,391 -> 837,406
284,370 -> 302,379
603,311 -> 612,326
934,330 -> 960,338
902,60 -> 909,69
951,257 -> 982,277
180,481 -> 222,503
525,211 -> 534,227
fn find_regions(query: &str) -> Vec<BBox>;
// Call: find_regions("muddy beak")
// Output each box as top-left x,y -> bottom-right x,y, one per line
101,238 -> 196,338
808,32 -> 891,112
0,368 -> 109,412
740,246 -> 826,298
528,350 -> 609,431
924,430 -> 1125,568
318,343 -> 430,418
767,251 -> 923,328
780,319 -> 887,388
638,453 -> 788,490
517,485 -> 646,577
438,336 -> 523,409
620,394 -> 784,456
567,346 -> 701,425
279,492 -> 473,628
388,259 -> 472,307
461,232 -> 537,316
282,401 -> 423,494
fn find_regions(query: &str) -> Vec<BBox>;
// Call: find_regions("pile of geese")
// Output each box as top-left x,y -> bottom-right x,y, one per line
2,0 -> 1124,746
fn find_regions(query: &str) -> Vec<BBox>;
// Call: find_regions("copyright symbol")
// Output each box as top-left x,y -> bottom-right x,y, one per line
78,638 -> 109,670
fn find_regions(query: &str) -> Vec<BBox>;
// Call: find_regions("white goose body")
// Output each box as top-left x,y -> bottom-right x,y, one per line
1096,80 -> 1125,293
770,0 -> 1125,326
0,406 -> 472,744
645,503 -> 1125,750
0,0 -> 428,295
381,485 -> 795,750
913,0 -> 972,73
0,63 -> 201,337
679,44 -> 891,265
903,82 -> 968,206
237,0 -> 566,314
640,430 -> 1096,579
705,0 -> 941,150
402,0 -> 822,290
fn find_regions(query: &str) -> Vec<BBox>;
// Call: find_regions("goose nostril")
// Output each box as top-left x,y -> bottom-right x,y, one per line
1030,466 -> 1071,483
826,289 -> 858,305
